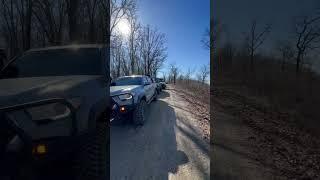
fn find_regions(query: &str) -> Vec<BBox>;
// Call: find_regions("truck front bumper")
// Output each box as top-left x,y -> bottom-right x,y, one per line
31,135 -> 82,164
0,98 -> 80,173
110,98 -> 135,122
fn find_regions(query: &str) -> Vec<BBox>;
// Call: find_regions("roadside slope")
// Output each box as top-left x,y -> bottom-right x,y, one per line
212,84 -> 320,179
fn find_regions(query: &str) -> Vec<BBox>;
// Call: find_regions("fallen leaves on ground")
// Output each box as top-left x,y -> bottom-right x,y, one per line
172,85 -> 210,142
213,86 -> 320,179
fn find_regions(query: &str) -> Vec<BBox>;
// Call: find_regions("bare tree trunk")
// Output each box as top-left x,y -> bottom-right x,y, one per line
67,0 -> 79,42
281,59 -> 285,72
85,0 -> 97,43
296,52 -> 301,76
250,48 -> 254,72
24,0 -> 32,50
131,53 -> 135,74
89,21 -> 95,42
116,54 -> 120,77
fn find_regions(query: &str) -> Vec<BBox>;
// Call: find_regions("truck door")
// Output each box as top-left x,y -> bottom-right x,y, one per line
143,77 -> 152,101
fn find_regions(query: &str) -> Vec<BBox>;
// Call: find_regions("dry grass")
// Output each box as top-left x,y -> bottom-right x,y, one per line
216,57 -> 320,137
213,56 -> 320,179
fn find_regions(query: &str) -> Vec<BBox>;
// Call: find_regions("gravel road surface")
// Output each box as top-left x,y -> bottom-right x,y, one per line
110,86 -> 210,180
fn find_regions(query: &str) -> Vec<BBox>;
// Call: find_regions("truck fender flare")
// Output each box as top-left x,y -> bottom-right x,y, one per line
137,93 -> 146,103
88,98 -> 108,129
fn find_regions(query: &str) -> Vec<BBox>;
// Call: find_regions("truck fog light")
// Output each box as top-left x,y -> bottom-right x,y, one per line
33,144 -> 47,154
120,107 -> 126,112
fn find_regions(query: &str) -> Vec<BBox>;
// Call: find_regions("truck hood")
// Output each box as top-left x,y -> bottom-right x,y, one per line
110,85 -> 141,96
0,75 -> 102,108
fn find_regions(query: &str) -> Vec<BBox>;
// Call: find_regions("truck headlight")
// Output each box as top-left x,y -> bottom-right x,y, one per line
112,93 -> 134,106
26,97 -> 81,121
118,94 -> 133,101
26,102 -> 71,121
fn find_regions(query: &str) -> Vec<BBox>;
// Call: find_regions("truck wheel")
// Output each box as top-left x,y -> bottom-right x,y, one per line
133,100 -> 146,125
73,124 -> 107,180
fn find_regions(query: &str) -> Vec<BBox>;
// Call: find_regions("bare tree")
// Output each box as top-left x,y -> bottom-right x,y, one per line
198,64 -> 210,84
0,0 -> 37,55
66,0 -> 79,42
33,0 -> 67,45
245,20 -> 271,71
1,0 -> 18,57
111,34 -> 125,77
293,14 -> 320,75
169,63 -> 179,84
139,25 -> 167,76
184,67 -> 196,84
202,18 -> 224,50
127,11 -> 140,74
0,0 -> 109,59
276,40 -> 294,72
14,0 -> 33,51
218,41 -> 236,70
110,0 -> 135,35
83,0 -> 98,42
100,0 -> 109,43
201,28 -> 210,50
110,0 -> 141,77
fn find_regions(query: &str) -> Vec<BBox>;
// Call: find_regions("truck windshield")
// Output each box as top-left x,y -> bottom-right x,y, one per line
112,77 -> 142,86
0,48 -> 101,79
156,78 -> 164,82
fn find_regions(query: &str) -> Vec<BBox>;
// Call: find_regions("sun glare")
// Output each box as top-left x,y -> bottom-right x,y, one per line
116,18 -> 131,37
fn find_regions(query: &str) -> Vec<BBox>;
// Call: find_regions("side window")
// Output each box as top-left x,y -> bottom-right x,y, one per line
142,77 -> 148,85
103,48 -> 109,77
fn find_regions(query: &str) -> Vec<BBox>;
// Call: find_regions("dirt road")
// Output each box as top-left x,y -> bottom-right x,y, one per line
211,87 -> 278,179
110,86 -> 210,180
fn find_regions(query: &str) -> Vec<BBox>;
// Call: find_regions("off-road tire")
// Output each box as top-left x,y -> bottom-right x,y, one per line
73,124 -> 107,180
132,100 -> 146,125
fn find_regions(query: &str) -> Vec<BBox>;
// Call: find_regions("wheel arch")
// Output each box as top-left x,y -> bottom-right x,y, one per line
88,98 -> 108,129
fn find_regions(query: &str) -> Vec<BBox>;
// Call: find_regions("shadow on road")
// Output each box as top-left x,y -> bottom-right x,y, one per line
110,92 -> 188,179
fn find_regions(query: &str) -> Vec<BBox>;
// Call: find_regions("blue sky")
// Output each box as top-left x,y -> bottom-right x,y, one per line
137,0 -> 210,78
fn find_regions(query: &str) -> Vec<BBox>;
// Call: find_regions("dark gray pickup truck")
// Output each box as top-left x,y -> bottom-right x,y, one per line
110,75 -> 157,125
0,44 -> 108,179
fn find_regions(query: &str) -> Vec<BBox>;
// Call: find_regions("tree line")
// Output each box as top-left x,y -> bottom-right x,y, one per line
110,0 -> 167,79
213,7 -> 320,77
110,0 -> 210,85
166,63 -> 210,85
0,0 -> 109,62
213,7 -> 320,122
